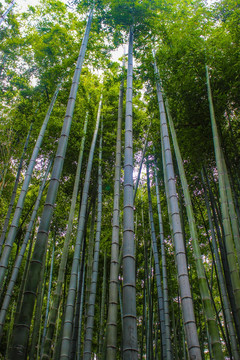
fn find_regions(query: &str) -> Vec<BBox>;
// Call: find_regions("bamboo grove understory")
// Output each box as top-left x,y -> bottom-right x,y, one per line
0,0 -> 239,359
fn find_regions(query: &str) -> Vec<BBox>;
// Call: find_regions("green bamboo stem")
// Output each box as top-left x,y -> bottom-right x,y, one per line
206,65 -> 240,324
122,25 -> 138,360
133,122 -> 151,203
60,92 -> 102,359
99,249 -> 107,358
29,239 -> 49,359
5,300 -> 15,358
154,58 -> 201,359
165,98 -> 223,359
42,112 -> 89,359
76,264 -> 86,360
154,165 -> 172,360
10,9 -> 93,357
85,198 -> 96,312
0,164 -> 8,198
202,171 -> 240,360
147,164 -> 166,360
207,171 -> 240,340
221,151 -> 240,268
106,56 -> 125,360
0,129 -> 12,199
83,121 -> 103,360
0,0 -> 15,25
0,122 -> 33,251
0,82 -> 61,287
144,218 -> 150,360
70,234 -> 86,360
0,159 -> 51,337
40,240 -> 55,357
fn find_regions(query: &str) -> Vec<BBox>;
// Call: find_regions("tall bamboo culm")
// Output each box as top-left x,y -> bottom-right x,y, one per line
165,98 -> 223,359
106,56 -> 125,360
206,65 -> 240,325
221,151 -> 240,267
60,92 -> 102,359
146,164 -> 166,360
10,9 -> 93,359
83,121 -> 103,360
122,26 -> 138,360
201,170 -> 240,360
154,165 -> 172,360
153,58 -> 201,359
42,112 -> 89,359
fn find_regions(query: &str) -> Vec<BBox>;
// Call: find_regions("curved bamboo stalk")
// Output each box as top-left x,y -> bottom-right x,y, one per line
154,165 -> 172,360
83,122 -> 103,360
153,59 -> 201,359
206,65 -> 240,324
122,26 -> 138,360
10,9 -> 93,358
60,92 -> 102,359
0,82 -> 61,287
0,159 -> 52,337
106,57 -> 125,360
0,122 -> 33,251
42,112 -> 89,359
165,98 -> 224,359
147,163 -> 166,359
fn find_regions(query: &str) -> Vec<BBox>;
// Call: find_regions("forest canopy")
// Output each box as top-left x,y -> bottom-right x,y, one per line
0,0 -> 239,359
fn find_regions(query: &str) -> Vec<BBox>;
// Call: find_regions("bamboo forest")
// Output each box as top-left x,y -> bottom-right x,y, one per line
0,0 -> 239,358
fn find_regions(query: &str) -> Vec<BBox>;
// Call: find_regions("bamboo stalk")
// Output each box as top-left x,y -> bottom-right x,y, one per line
122,25 -> 138,360
206,65 -> 240,325
154,58 -> 201,359
60,92 -> 102,359
106,56 -> 125,360
83,121 -> 103,359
